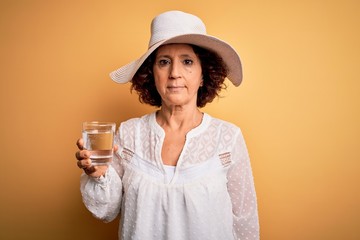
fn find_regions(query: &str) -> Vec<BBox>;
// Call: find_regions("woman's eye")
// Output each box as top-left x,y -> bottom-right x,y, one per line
158,59 -> 170,66
183,59 -> 193,65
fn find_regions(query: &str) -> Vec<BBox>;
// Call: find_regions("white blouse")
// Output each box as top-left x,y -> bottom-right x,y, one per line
80,112 -> 259,240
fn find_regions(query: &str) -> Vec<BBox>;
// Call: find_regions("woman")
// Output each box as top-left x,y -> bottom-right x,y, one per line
76,10 -> 259,240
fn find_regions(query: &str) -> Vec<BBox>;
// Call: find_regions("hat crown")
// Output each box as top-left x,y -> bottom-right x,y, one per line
148,11 -> 207,48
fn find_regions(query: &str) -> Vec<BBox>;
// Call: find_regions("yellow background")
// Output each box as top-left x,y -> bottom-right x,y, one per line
1,0 -> 359,239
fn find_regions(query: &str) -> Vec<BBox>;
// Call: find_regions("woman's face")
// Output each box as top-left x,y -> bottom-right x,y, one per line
153,44 -> 203,108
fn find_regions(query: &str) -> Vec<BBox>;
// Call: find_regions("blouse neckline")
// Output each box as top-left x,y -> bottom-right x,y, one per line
149,111 -> 211,139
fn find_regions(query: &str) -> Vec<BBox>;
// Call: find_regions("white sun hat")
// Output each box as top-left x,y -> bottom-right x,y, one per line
110,10 -> 243,86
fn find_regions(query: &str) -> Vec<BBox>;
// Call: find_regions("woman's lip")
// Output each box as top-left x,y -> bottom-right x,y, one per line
168,85 -> 185,88
167,86 -> 185,88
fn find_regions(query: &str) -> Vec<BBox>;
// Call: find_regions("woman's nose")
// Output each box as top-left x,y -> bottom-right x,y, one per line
169,61 -> 181,79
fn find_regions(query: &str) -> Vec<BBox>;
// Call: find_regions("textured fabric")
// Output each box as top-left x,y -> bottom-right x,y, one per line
80,112 -> 259,240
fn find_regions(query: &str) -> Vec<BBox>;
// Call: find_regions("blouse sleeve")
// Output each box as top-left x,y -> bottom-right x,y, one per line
227,129 -> 260,240
80,130 -> 124,223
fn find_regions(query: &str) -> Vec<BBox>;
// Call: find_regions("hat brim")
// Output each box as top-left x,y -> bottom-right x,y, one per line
110,34 -> 242,87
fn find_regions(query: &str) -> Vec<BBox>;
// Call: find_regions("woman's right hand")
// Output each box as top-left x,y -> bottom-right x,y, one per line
75,138 -> 109,178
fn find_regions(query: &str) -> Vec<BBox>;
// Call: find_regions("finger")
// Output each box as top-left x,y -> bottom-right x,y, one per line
114,145 -> 119,152
75,151 -> 81,160
77,160 -> 85,169
76,138 -> 84,150
75,150 -> 90,160
84,165 -> 96,175
77,158 -> 92,169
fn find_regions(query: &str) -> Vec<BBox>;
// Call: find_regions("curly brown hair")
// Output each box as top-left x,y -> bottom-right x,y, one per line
131,44 -> 228,108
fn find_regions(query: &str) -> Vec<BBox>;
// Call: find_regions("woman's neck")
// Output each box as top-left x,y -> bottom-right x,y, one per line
156,105 -> 203,132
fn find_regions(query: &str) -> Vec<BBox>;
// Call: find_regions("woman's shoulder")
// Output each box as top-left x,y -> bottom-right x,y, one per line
120,112 -> 154,129
207,114 -> 241,133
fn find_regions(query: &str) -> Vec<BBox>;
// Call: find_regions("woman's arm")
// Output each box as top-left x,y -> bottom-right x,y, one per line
78,130 -> 124,223
80,164 -> 122,222
227,130 -> 260,240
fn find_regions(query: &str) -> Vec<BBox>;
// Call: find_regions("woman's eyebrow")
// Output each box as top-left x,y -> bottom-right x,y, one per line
156,54 -> 170,58
156,53 -> 195,59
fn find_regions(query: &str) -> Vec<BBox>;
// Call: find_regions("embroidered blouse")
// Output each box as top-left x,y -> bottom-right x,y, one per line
80,112 -> 259,240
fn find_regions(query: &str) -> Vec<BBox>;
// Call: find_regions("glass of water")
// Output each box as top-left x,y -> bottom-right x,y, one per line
82,121 -> 116,166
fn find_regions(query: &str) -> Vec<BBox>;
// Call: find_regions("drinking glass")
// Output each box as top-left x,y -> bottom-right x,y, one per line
82,122 -> 116,166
